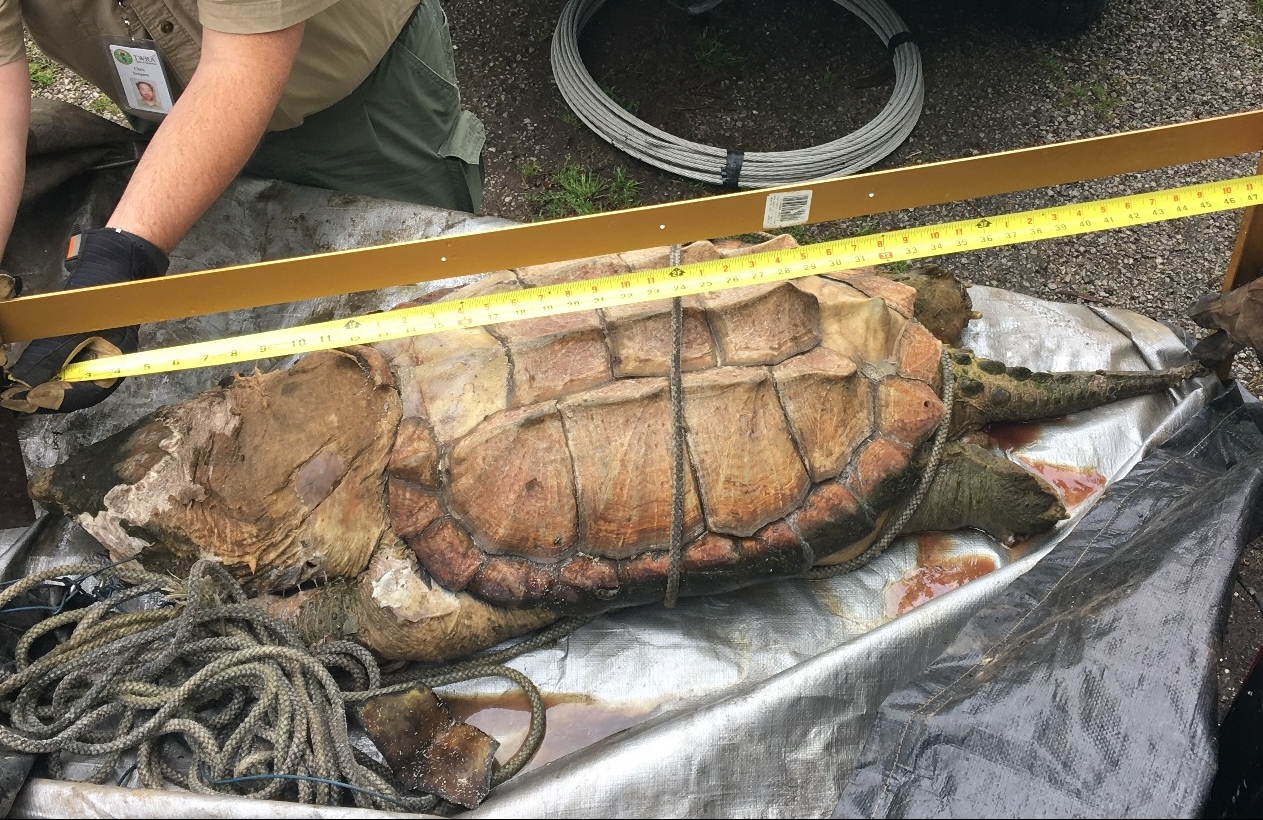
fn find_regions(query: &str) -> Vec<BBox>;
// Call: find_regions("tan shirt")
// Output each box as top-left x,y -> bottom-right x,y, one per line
0,0 -> 420,130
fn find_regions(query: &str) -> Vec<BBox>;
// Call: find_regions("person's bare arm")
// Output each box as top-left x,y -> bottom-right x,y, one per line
0,58 -> 30,263
106,23 -> 304,253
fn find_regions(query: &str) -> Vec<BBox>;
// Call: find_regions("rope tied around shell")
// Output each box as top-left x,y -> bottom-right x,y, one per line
661,251 -> 957,599
798,349 -> 956,579
665,244 -> 687,608
0,558 -> 589,810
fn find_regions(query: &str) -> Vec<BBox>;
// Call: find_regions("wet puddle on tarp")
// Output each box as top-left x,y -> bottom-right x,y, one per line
443,691 -> 662,772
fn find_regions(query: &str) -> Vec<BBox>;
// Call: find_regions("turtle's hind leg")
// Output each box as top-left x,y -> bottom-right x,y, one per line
901,442 -> 1066,545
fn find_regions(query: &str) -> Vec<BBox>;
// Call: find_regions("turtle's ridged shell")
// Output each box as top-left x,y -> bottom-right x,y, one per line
383,237 -> 945,611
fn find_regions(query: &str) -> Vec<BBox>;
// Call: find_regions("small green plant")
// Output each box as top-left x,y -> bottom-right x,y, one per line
848,216 -> 881,236
878,260 -> 911,273
517,159 -> 543,182
1037,53 -> 1063,79
28,59 -> 55,88
606,167 -> 638,211
1064,83 -> 1091,104
529,160 -> 640,219
695,29 -> 738,73
1089,83 -> 1118,120
599,82 -> 640,115
87,94 -> 120,117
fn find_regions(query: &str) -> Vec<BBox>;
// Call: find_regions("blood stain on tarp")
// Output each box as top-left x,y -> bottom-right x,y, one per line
983,421 -> 1043,453
884,534 -> 998,618
980,422 -> 1107,510
443,690 -> 660,771
1016,457 -> 1105,510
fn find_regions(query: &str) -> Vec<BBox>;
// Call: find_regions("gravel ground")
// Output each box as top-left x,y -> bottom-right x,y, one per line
20,0 -> 1263,720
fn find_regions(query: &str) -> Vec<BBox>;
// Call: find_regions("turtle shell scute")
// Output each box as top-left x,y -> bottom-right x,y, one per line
378,238 -> 948,609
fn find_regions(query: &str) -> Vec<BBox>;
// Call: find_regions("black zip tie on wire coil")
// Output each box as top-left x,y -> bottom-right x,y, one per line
886,30 -> 916,53
551,0 -> 924,188
720,150 -> 745,190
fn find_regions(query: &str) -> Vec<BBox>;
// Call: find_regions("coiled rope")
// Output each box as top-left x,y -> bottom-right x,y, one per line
551,0 -> 923,188
0,559 -> 588,810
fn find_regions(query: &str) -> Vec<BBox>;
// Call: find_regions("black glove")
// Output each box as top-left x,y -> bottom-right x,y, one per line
2,228 -> 168,414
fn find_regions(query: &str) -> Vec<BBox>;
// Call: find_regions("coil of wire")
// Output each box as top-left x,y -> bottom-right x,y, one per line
550,0 -> 924,189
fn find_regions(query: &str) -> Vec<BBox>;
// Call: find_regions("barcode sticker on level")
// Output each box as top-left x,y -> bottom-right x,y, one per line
763,190 -> 813,229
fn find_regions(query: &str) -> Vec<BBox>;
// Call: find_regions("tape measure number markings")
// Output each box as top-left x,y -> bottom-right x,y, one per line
60,173 -> 1263,382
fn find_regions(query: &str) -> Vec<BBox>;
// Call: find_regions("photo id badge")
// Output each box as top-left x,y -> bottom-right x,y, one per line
101,38 -> 177,121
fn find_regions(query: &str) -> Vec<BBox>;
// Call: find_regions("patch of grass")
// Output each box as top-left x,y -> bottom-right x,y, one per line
683,180 -> 713,199
599,82 -> 640,115
1056,80 -> 1117,121
799,221 -> 855,244
1042,47 -> 1117,122
529,160 -> 639,219
878,260 -> 911,273
606,168 -> 638,210
28,59 -> 55,88
695,29 -> 738,73
517,159 -> 544,182
1037,53 -> 1064,81
1064,83 -> 1091,104
775,225 -> 810,244
846,216 -> 881,236
1088,83 -> 1118,121
87,94 -> 121,118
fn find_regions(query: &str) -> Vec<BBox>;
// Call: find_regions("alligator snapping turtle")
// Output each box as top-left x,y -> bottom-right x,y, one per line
28,236 -> 1202,662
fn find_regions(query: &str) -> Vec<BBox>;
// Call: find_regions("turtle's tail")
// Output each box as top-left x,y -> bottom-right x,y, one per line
945,348 -> 1208,434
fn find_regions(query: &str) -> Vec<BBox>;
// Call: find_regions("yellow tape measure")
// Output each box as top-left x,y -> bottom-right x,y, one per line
59,173 -> 1263,383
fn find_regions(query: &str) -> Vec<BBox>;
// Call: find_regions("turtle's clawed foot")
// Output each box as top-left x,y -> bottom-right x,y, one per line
901,442 -> 1066,544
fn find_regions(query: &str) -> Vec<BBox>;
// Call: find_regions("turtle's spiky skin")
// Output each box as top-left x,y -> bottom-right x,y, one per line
27,236 -> 1207,660
947,350 -> 1205,436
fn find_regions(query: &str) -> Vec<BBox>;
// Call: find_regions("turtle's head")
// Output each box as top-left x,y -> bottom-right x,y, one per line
876,264 -> 978,345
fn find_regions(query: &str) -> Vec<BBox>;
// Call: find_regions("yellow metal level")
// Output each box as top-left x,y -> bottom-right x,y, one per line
2,110 -> 1262,344
59,173 -> 1263,383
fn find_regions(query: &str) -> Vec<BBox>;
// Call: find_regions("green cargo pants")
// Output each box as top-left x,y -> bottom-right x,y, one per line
244,0 -> 485,213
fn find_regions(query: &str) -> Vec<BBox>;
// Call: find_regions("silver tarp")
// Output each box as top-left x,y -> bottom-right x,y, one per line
0,175 -> 1234,817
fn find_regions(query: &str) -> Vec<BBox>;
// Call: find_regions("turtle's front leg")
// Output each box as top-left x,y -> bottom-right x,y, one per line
900,442 -> 1067,544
